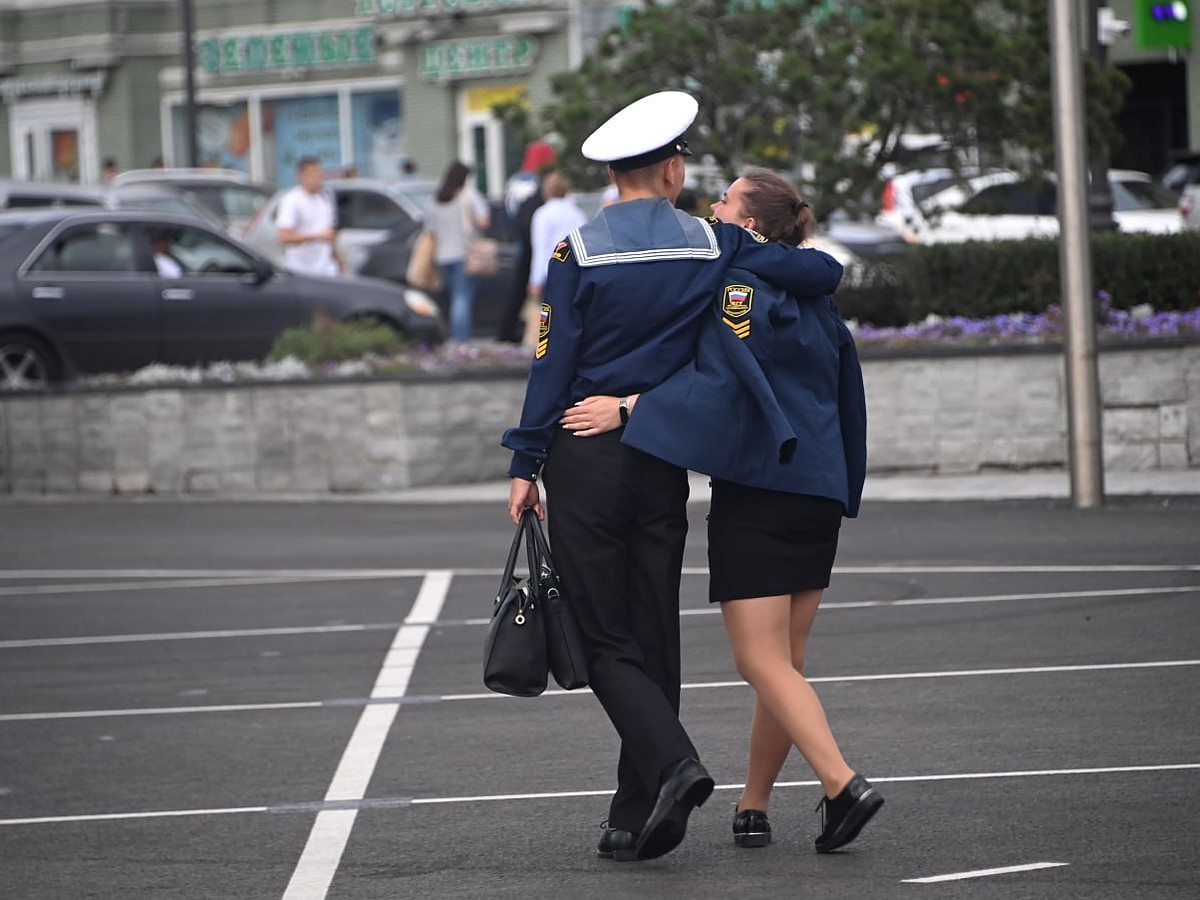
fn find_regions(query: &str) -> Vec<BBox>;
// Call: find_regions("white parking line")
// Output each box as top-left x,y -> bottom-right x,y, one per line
1,763 -> 1195,827
902,861 -> 1069,883
281,570 -> 450,900
3,584 -> 1196,650
3,659 -> 1197,722
0,564 -> 1196,579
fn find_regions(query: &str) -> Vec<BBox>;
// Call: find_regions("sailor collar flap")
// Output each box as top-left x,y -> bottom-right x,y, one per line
568,201 -> 720,267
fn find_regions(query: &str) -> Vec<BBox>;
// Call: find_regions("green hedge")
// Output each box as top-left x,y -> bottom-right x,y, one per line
837,231 -> 1200,327
269,314 -> 403,365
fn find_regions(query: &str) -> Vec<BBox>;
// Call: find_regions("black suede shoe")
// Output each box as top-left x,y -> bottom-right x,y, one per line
634,758 -> 715,861
596,822 -> 638,862
732,808 -> 772,848
815,774 -> 884,853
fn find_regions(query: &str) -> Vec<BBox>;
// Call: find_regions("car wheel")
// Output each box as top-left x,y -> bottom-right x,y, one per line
0,334 -> 59,390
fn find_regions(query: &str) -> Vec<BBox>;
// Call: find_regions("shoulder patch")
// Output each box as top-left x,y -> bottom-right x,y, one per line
705,215 -> 720,226
746,228 -> 769,243
722,284 -> 753,339
551,240 -> 570,262
535,303 -> 551,359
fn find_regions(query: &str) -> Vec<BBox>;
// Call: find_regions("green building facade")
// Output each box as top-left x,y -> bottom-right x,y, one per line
0,0 -> 583,195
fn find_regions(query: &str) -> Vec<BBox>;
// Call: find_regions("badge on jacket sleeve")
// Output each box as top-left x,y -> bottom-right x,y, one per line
551,240 -> 570,262
536,303 -> 551,358
721,284 -> 752,339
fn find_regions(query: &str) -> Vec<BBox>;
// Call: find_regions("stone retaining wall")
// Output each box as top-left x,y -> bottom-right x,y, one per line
0,342 -> 1197,495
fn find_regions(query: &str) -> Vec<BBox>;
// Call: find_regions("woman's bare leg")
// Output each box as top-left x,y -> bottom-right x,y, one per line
725,590 -> 855,809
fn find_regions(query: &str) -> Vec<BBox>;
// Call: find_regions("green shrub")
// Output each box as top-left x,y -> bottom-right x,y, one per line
268,314 -> 403,364
838,231 -> 1200,326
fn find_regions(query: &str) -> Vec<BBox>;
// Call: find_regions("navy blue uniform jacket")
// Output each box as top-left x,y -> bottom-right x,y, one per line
622,267 -> 867,517
501,199 -> 843,481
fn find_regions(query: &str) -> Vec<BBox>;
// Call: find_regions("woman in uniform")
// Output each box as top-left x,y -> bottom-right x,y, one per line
560,168 -> 883,854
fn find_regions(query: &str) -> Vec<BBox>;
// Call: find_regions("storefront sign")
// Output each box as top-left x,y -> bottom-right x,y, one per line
0,72 -> 107,103
355,0 -> 538,17
197,28 -> 376,76
418,36 -> 537,80
464,84 -> 527,112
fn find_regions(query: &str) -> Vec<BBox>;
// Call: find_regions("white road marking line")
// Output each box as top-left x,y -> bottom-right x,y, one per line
0,806 -> 268,826
4,659 -> 1197,723
4,763 -> 1192,827
4,583 -> 1196,650
902,862 -> 1070,883
1,563 -> 1198,579
0,624 -> 388,649
0,701 -> 324,721
0,574 -> 400,598
281,570 -> 450,900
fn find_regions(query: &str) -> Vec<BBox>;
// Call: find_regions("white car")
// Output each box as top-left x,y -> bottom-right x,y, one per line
876,167 -> 1010,240
910,169 -> 1182,244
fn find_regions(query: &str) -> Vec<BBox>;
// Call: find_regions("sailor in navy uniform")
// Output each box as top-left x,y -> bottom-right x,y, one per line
501,91 -> 842,862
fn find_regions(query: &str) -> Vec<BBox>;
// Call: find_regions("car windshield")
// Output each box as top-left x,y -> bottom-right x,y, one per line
1111,179 -> 1177,212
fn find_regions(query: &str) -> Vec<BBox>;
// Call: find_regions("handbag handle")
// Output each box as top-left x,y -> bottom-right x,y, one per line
522,509 -> 540,599
525,512 -> 558,597
495,514 -> 528,607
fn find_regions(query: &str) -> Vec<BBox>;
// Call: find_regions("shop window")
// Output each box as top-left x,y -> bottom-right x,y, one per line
263,94 -> 340,188
350,90 -> 405,181
170,103 -> 252,173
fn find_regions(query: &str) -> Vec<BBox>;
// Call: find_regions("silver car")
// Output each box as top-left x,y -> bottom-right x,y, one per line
242,178 -> 429,275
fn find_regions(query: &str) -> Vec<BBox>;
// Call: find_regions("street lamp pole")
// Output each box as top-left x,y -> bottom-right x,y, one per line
181,0 -> 199,168
1088,1 -> 1117,231
1050,0 -> 1105,508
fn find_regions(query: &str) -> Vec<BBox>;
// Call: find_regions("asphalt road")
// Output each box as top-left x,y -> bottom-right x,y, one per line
0,495 -> 1198,899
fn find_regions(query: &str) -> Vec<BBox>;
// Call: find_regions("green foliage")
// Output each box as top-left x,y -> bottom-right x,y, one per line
541,0 -> 1129,218
838,232 -> 1200,326
268,314 -> 403,364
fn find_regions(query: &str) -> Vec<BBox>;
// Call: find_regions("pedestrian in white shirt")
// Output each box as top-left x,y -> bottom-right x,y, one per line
524,171 -> 588,347
276,156 -> 341,277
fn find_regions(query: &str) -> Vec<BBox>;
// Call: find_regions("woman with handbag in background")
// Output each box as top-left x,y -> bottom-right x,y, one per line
560,168 -> 884,856
424,160 -> 491,343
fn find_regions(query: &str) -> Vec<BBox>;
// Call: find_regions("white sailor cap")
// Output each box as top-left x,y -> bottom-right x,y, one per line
581,91 -> 698,172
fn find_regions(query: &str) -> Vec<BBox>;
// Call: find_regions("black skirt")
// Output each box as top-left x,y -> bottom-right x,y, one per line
707,480 -> 844,603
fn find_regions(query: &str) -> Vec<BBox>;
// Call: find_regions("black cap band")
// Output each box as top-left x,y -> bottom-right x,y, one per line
609,137 -> 692,172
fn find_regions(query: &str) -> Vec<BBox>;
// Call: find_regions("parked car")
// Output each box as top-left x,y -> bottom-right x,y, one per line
0,178 -> 226,228
0,208 -> 445,389
111,168 -> 274,234
904,169 -> 1182,243
242,178 -> 428,274
875,166 -> 1012,240
1158,151 -> 1200,230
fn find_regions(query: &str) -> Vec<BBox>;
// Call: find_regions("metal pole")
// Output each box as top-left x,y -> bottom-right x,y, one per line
1087,0 -> 1116,230
1049,0 -> 1105,508
181,0 -> 199,168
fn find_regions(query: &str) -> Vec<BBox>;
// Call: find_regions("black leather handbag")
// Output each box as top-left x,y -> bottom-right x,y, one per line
526,513 -> 589,691
482,510 -> 549,697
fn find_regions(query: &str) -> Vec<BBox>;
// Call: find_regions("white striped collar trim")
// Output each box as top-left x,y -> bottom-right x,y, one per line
568,218 -> 720,267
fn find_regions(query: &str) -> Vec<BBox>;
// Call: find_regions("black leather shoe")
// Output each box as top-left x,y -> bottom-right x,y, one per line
732,808 -> 772,848
596,822 -> 638,862
634,758 -> 715,860
815,774 -> 884,853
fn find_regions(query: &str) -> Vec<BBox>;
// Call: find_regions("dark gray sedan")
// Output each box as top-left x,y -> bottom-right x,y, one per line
0,209 -> 446,388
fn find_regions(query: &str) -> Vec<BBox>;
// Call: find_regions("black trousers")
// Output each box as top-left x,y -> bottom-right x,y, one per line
543,429 -> 697,833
